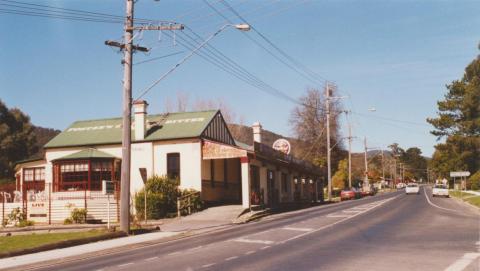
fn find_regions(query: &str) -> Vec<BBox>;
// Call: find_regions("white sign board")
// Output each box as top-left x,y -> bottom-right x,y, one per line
102,180 -> 115,195
450,171 -> 470,177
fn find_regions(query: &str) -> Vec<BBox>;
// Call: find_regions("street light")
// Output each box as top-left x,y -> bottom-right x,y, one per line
135,23 -> 251,101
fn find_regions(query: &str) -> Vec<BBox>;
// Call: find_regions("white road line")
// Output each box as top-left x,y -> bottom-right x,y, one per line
233,238 -> 275,245
444,253 -> 480,271
342,210 -> 361,213
245,250 -> 256,255
282,227 -> 313,232
145,256 -> 159,261
168,251 -> 182,256
260,246 -> 271,250
202,263 -> 216,268
423,188 -> 458,212
118,262 -> 134,267
327,214 -> 351,218
225,256 -> 238,261
282,196 -> 398,243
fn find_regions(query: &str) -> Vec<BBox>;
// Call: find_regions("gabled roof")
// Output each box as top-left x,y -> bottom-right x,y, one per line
53,149 -> 118,161
45,110 -> 235,148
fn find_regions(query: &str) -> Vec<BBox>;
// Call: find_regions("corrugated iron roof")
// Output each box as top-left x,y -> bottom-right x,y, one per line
45,110 -> 218,148
53,148 -> 118,160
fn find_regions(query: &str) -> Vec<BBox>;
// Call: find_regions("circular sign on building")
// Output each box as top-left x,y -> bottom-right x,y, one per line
272,138 -> 291,155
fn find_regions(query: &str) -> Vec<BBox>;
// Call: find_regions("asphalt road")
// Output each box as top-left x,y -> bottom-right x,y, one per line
30,186 -> 480,271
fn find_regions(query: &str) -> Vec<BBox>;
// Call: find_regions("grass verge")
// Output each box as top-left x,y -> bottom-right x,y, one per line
449,190 -> 480,208
0,230 -> 125,258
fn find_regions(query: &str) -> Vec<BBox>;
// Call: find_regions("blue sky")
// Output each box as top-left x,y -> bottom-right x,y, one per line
1,0 -> 479,156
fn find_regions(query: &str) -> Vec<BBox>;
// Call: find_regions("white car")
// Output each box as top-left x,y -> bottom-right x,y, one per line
405,183 -> 420,195
432,184 -> 449,197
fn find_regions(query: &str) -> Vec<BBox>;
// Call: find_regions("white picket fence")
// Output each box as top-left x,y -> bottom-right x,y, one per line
1,190 -> 119,225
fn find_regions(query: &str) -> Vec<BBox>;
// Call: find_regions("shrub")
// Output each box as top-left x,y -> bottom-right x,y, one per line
64,218 -> 73,225
134,175 -> 202,219
8,207 -> 26,227
135,175 -> 180,220
469,171 -> 480,191
71,208 -> 87,224
18,220 -> 34,227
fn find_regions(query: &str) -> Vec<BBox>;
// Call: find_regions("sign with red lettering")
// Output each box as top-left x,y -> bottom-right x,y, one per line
202,141 -> 247,160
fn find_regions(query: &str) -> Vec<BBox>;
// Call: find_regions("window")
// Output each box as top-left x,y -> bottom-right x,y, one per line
35,168 -> 45,181
167,153 -> 180,180
53,159 -> 117,191
24,169 -> 34,182
91,161 -> 113,191
23,167 -> 45,192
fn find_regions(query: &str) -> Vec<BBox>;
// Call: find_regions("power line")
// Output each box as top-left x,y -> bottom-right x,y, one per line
133,51 -> 185,65
351,111 -> 430,127
219,0 -> 328,85
0,8 -> 123,23
0,0 -> 178,24
204,0 -> 327,87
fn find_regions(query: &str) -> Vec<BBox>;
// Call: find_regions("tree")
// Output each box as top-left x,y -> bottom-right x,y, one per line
0,100 -> 38,179
332,159 -> 348,189
427,46 -> 480,177
289,88 -> 345,170
402,147 -> 428,181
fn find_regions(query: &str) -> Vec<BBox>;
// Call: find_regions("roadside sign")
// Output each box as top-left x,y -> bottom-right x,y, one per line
102,180 -> 114,195
139,168 -> 147,184
450,171 -> 470,177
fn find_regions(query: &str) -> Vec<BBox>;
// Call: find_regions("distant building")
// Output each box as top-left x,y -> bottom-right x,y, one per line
14,101 -> 323,223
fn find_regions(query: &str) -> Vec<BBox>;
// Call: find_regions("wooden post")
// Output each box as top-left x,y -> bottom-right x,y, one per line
188,197 -> 191,215
177,198 -> 181,218
2,193 -> 5,228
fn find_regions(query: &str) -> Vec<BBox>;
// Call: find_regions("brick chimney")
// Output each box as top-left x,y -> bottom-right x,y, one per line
133,100 -> 148,140
252,121 -> 262,143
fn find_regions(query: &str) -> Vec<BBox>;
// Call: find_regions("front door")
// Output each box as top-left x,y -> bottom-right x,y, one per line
267,170 -> 276,207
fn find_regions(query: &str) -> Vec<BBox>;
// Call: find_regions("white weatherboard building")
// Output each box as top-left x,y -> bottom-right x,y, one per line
12,101 -> 323,224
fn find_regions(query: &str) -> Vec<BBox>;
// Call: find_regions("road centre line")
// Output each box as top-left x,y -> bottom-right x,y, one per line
260,246 -> 271,250
117,262 -> 134,267
233,238 -> 275,245
225,256 -> 238,261
245,250 -> 256,255
444,253 -> 480,271
202,263 -> 216,268
145,256 -> 158,261
423,188 -> 458,212
282,227 -> 313,232
327,214 -> 351,218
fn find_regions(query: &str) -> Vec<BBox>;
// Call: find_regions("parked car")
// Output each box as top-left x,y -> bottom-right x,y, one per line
405,183 -> 420,195
340,189 -> 356,201
432,184 -> 449,197
396,183 -> 406,189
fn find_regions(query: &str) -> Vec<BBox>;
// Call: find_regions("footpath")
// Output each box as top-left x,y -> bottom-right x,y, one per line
0,205 -> 246,270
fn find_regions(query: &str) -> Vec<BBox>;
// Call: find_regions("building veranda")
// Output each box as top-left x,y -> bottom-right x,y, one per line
5,101 -> 324,224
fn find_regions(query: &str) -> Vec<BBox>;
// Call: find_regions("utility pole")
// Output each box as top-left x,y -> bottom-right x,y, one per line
106,0 -> 183,234
119,0 -> 134,234
326,83 -> 332,201
381,149 -> 385,185
364,137 -> 368,189
348,122 -> 352,189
